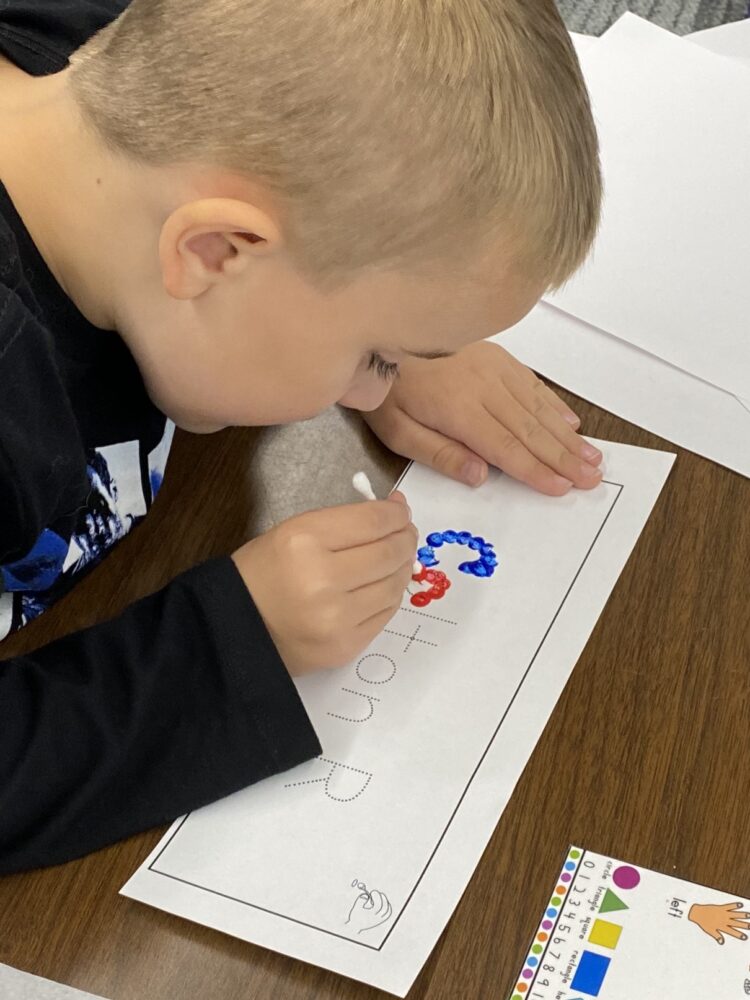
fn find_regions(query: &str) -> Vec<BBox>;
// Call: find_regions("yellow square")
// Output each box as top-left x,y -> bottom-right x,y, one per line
588,918 -> 622,950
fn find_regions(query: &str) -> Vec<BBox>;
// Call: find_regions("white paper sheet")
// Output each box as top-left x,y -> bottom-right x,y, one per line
0,964 -> 108,1000
123,443 -> 673,997
548,15 -> 750,399
688,16 -> 750,60
502,21 -> 750,479
498,304 -> 750,478
570,31 -> 597,58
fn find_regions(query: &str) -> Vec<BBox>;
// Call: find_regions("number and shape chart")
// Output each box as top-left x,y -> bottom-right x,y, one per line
512,847 -> 750,999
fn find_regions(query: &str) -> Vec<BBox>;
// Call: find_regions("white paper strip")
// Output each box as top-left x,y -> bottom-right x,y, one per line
123,444 -> 673,996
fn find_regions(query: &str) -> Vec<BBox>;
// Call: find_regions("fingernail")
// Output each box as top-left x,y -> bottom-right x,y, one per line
581,463 -> 602,479
581,443 -> 602,462
553,475 -> 574,491
564,412 -> 581,427
461,460 -> 486,487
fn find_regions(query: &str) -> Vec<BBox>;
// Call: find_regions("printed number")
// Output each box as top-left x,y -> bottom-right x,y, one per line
583,859 -> 595,869
542,964 -> 555,973
568,898 -> 581,907
573,885 -> 586,893
553,936 -> 565,945
536,979 -> 550,988
549,951 -> 561,961
558,924 -> 572,933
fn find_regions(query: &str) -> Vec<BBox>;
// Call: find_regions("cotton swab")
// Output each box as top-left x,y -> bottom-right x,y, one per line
352,471 -> 377,502
352,471 -> 421,575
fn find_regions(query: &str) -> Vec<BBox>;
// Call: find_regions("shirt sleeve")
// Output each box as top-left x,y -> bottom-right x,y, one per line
0,556 -> 321,874
0,0 -> 131,74
0,287 -> 90,564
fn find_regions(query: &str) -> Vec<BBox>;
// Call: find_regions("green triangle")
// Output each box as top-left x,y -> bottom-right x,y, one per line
600,888 -> 629,914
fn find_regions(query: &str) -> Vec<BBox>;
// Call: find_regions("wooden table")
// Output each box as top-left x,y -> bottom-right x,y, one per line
1,393 -> 748,1000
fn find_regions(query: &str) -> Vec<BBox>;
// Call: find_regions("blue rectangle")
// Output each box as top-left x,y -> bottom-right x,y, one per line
571,950 -> 611,996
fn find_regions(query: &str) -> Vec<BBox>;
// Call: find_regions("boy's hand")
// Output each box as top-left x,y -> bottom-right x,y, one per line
363,341 -> 603,496
232,494 -> 417,676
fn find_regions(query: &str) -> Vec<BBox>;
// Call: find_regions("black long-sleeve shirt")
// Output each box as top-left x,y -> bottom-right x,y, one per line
0,0 -> 321,874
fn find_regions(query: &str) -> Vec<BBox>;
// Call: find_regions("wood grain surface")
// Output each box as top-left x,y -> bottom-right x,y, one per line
0,391 -> 748,1000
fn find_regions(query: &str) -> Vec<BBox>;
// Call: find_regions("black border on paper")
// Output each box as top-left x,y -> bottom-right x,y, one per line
148,476 -> 625,951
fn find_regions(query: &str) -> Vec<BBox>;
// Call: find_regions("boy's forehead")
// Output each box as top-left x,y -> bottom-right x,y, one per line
387,262 -> 543,347
321,242 -> 542,351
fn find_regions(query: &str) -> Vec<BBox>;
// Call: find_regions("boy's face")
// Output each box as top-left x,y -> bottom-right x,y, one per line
129,243 -> 543,433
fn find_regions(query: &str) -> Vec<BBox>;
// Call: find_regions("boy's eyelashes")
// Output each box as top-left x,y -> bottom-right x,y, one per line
367,351 -> 400,381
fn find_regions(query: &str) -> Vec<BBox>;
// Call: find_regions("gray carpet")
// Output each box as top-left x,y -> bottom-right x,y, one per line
556,0 -> 748,35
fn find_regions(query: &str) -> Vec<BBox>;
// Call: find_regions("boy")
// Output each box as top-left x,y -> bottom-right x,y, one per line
0,0 -> 602,874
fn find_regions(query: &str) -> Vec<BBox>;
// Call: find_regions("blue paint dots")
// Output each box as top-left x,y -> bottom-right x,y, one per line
527,957 -> 538,968
460,560 -> 488,577
546,908 -> 558,919
564,861 -> 576,871
420,531 -> 498,578
417,546 -> 439,567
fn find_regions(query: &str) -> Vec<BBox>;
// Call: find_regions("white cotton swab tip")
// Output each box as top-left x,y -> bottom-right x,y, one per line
352,471 -> 378,501
353,470 -> 421,575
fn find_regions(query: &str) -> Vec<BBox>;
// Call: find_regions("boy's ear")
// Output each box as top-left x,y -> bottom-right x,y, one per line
159,198 -> 281,300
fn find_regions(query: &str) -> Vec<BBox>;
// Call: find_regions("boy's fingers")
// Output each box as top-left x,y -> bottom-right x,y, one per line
509,375 -> 603,468
354,602 -> 404,648
349,560 -> 414,625
379,406 -> 489,488
315,498 -> 413,551
453,403 -> 571,495
336,525 -> 419,589
517,367 -> 582,428
540,382 -> 581,429
483,396 -> 601,491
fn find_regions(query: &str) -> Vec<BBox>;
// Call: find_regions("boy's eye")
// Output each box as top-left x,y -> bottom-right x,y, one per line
368,352 -> 400,381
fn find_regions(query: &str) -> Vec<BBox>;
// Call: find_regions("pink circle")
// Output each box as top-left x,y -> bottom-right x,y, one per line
560,873 -> 571,883
613,865 -> 640,890
542,919 -> 553,930
522,969 -> 533,979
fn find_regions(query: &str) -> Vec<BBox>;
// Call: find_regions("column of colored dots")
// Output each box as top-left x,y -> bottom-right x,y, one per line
511,848 -> 582,998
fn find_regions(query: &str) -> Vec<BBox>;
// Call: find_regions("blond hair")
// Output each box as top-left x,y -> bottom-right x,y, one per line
69,0 -> 600,289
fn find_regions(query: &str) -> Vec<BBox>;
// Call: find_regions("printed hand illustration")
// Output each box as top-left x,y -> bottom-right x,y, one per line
346,880 -> 393,935
362,341 -> 603,496
688,901 -> 750,945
